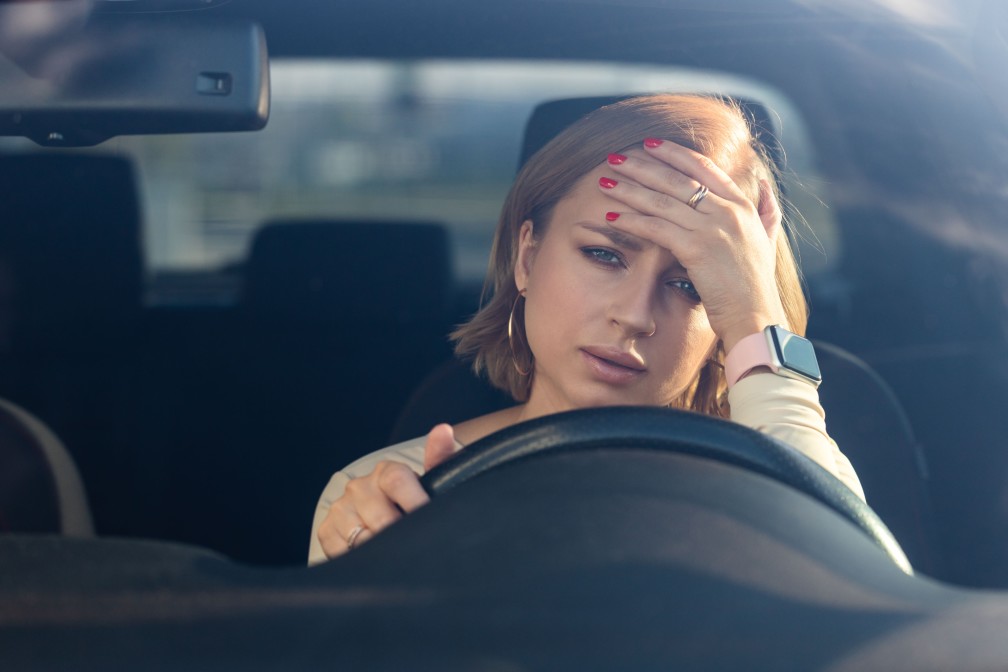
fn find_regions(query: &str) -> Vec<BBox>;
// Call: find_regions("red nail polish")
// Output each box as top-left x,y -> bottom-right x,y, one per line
599,177 -> 618,189
607,153 -> 627,165
644,138 -> 664,148
605,212 -> 620,221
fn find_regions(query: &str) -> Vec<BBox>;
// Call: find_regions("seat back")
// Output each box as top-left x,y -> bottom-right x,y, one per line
244,219 -> 453,328
0,154 -> 144,356
238,218 -> 455,472
239,219 -> 455,456
136,219 -> 455,564
813,342 -> 936,573
0,153 -> 144,536
0,398 -> 94,536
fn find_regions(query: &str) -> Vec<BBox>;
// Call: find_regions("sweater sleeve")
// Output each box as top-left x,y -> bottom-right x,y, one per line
727,372 -> 866,501
307,436 -> 431,566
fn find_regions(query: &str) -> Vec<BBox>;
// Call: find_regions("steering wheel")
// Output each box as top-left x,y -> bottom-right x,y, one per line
421,406 -> 911,574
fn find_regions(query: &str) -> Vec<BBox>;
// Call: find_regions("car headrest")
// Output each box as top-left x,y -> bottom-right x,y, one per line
242,220 -> 453,327
518,94 -> 785,173
0,153 -> 144,352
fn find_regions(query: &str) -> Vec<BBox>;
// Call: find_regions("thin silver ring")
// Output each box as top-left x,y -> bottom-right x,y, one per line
346,524 -> 366,550
686,184 -> 709,209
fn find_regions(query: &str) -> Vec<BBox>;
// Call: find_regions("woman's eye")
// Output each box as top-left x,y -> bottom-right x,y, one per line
667,278 -> 702,303
582,247 -> 623,267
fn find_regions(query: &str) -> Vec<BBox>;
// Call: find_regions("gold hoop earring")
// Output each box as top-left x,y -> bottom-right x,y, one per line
508,289 -> 531,376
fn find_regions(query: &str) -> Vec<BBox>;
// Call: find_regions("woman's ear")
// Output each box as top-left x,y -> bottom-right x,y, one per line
757,178 -> 782,243
514,219 -> 536,291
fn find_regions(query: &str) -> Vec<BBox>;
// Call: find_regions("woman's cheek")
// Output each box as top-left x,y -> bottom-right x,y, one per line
662,307 -> 716,378
689,305 -> 715,344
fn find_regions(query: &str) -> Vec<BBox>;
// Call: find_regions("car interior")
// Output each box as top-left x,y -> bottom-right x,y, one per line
6,0 -> 1008,666
0,92 -> 937,570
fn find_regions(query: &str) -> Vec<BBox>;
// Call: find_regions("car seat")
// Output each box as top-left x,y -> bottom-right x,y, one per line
0,153 -> 144,537
0,396 -> 94,536
240,218 -> 454,451
141,219 -> 455,564
237,218 -> 455,472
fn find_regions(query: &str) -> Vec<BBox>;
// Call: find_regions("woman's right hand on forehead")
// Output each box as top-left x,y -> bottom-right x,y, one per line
599,139 -> 789,353
316,424 -> 457,559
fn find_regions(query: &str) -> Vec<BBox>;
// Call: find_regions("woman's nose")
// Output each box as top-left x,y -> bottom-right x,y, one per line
609,276 -> 657,338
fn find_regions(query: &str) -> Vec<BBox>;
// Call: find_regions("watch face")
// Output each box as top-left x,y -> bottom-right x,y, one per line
770,328 -> 822,382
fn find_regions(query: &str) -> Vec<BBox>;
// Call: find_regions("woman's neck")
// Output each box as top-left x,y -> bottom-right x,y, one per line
451,405 -> 519,446
451,379 -> 575,446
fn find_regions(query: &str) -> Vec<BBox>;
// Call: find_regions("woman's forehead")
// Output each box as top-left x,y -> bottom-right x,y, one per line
548,172 -> 656,253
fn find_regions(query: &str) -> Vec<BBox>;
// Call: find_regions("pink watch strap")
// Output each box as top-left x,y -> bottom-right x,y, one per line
724,331 -> 772,389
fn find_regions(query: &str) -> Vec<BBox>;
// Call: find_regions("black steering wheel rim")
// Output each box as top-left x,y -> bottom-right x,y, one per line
421,406 -> 912,574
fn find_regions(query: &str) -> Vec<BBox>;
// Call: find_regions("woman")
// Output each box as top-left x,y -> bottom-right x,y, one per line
308,94 -> 864,564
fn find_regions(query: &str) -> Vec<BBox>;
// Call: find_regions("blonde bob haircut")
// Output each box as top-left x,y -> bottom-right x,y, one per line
453,93 -> 807,418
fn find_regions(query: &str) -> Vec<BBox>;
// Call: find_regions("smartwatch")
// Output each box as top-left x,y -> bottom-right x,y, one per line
724,325 -> 822,389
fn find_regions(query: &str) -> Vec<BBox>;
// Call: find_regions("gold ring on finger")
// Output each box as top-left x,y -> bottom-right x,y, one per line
687,184 -> 709,209
346,524 -> 366,550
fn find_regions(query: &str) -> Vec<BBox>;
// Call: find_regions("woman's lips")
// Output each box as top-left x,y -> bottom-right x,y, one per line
580,347 -> 646,385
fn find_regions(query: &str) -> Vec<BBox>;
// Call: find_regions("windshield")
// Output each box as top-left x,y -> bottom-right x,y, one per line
0,57 -> 836,298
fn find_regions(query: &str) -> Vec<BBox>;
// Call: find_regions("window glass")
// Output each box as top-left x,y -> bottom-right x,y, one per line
1,59 -> 835,291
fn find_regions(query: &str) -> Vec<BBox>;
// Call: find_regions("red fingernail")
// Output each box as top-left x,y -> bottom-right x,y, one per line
599,177 -> 618,189
644,138 -> 663,148
607,153 -> 627,165
605,212 -> 620,221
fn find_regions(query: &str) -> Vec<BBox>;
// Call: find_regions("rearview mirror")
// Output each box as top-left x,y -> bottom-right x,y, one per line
0,9 -> 270,146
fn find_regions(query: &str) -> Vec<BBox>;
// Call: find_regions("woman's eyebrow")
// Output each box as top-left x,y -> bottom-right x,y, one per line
577,223 -> 644,251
